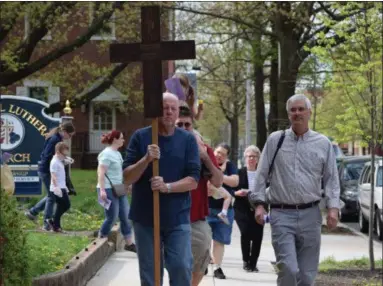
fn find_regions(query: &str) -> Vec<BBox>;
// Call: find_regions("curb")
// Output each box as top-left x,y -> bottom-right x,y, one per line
337,221 -> 382,248
32,225 -> 122,286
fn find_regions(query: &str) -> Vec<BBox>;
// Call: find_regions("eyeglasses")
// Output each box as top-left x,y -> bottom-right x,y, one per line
176,122 -> 192,128
246,155 -> 259,159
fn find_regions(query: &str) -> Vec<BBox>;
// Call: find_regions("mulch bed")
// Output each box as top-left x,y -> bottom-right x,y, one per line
316,269 -> 383,285
321,224 -> 356,235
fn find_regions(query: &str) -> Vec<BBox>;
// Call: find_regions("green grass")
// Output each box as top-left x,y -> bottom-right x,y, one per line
26,232 -> 91,278
22,169 -> 105,231
319,256 -> 383,272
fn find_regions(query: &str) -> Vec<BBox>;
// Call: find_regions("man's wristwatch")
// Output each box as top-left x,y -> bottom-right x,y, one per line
166,183 -> 172,193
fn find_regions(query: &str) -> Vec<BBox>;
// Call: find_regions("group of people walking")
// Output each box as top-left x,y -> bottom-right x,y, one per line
25,79 -> 341,286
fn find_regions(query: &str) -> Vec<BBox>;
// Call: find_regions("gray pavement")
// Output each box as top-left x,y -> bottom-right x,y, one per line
87,221 -> 382,286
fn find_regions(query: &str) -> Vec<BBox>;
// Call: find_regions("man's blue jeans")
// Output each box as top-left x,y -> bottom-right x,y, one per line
97,188 -> 133,239
133,221 -> 193,286
29,172 -> 55,227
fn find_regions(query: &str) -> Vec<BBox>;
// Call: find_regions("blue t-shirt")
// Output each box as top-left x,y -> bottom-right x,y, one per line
38,133 -> 63,174
123,127 -> 201,228
208,160 -> 238,209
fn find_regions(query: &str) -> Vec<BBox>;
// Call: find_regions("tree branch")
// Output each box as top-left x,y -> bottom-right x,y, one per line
46,63 -> 128,113
164,5 -> 276,38
219,97 -> 233,122
0,2 -> 28,43
16,2 -> 76,64
0,2 -> 119,87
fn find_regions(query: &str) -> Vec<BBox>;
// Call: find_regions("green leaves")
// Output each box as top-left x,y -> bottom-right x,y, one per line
311,3 -> 382,145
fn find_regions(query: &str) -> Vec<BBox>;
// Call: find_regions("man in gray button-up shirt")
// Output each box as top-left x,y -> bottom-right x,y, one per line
249,94 -> 340,286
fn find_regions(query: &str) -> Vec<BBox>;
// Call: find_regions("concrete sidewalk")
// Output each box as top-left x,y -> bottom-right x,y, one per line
87,222 -> 382,286
87,223 -> 277,286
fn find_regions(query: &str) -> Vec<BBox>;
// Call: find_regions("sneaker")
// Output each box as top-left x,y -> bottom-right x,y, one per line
217,212 -> 230,225
53,228 -> 67,234
248,265 -> 259,272
213,267 -> 226,279
124,243 -> 137,253
25,211 -> 37,222
243,261 -> 251,271
45,219 -> 55,230
41,225 -> 51,231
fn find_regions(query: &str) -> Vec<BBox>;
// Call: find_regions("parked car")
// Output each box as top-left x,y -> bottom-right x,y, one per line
337,156 -> 371,221
333,143 -> 345,158
358,158 -> 383,240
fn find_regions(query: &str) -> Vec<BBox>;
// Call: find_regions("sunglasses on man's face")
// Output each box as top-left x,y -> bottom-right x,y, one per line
176,122 -> 192,128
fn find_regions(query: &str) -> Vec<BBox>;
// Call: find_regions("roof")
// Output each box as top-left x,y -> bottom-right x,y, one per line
364,157 -> 383,167
337,155 -> 371,163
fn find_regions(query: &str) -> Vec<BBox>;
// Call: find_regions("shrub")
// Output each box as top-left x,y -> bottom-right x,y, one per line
0,189 -> 31,286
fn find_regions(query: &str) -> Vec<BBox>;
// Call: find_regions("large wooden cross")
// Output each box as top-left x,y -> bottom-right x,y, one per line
109,6 -> 196,286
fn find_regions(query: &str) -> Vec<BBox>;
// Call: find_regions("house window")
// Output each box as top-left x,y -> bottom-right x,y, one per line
24,15 -> 52,40
89,3 -> 116,40
93,105 -> 113,130
29,87 -> 49,101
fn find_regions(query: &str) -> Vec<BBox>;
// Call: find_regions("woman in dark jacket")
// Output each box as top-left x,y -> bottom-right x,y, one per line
234,145 -> 263,272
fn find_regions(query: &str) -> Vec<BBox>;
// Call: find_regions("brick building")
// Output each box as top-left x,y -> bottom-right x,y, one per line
1,4 -> 175,168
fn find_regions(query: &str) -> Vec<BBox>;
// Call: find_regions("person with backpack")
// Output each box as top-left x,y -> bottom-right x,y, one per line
249,94 -> 340,286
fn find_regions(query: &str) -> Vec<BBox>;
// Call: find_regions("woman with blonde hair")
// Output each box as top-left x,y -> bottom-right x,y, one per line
234,145 -> 263,272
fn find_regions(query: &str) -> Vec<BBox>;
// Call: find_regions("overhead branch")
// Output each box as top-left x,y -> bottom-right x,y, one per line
46,63 -> 128,113
164,5 -> 276,38
317,2 -> 366,21
0,2 -> 28,43
219,97 -> 233,122
16,2 -> 76,64
0,2 -> 120,87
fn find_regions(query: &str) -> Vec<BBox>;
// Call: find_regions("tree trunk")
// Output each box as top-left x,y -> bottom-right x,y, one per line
268,53 -> 279,134
277,43 -> 301,130
254,63 -> 267,150
230,116 -> 239,168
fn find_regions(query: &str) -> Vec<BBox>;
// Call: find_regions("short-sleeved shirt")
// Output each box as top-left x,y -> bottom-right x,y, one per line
97,147 -> 123,188
208,160 -> 238,209
123,126 -> 201,228
50,156 -> 67,191
190,144 -> 219,223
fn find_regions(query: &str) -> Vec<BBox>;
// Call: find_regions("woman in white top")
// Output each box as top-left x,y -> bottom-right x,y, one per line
97,130 -> 136,252
234,145 -> 263,272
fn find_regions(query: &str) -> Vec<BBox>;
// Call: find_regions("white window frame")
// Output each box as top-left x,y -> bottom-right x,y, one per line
17,79 -> 60,118
89,102 -> 116,132
24,15 -> 52,41
89,4 -> 116,41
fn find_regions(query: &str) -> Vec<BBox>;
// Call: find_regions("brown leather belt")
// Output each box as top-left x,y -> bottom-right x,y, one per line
270,200 -> 320,210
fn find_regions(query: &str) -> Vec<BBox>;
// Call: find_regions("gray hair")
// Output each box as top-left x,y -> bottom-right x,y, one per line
163,92 -> 179,103
244,145 -> 261,157
286,94 -> 312,112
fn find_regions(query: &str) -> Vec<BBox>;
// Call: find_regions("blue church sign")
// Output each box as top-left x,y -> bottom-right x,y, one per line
0,95 -> 61,196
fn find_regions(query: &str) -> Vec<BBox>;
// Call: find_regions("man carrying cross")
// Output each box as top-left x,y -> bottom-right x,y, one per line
123,93 -> 201,285
110,5 -> 199,285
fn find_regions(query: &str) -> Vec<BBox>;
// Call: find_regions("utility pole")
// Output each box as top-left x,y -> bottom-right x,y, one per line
312,59 -> 318,131
245,62 -> 252,146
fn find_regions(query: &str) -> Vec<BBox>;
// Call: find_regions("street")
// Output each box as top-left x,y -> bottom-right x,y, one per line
344,221 -> 381,243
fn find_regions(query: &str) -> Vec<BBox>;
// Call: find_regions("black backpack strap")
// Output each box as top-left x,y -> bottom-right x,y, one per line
268,130 -> 286,177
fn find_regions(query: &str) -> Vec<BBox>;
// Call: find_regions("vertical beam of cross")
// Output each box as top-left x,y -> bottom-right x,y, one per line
110,6 -> 196,286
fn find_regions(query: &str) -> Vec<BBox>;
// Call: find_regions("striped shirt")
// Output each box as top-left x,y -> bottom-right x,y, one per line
247,170 -> 257,194
249,128 -> 340,209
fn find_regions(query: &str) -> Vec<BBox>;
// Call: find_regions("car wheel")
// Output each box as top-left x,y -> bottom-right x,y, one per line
339,209 -> 346,222
375,208 -> 383,241
359,208 -> 369,233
